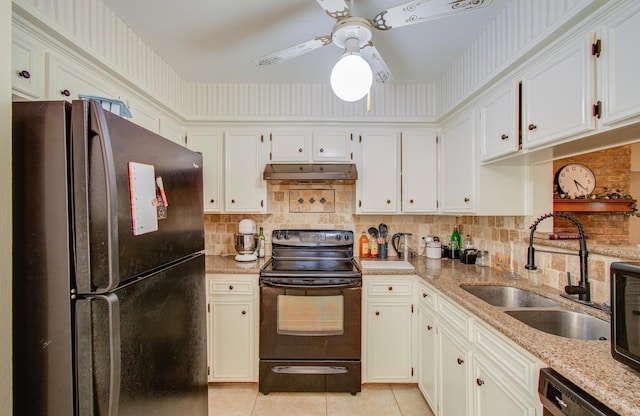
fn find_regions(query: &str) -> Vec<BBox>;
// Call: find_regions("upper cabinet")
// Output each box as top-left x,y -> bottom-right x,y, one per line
439,112 -> 475,214
402,131 -> 438,213
47,53 -> 117,103
225,130 -> 269,213
521,35 -> 595,150
597,1 -> 640,126
12,28 -> 44,100
355,131 -> 399,214
187,127 -> 223,213
269,129 -> 353,163
479,82 -> 520,162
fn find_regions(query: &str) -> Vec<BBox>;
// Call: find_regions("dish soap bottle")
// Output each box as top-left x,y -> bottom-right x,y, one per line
359,231 -> 370,258
450,225 -> 461,259
258,227 -> 265,258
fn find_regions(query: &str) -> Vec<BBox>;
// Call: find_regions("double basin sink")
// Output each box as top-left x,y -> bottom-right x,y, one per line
460,285 -> 609,341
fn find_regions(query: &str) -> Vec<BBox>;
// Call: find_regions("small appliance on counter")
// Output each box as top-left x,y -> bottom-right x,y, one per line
424,236 -> 441,259
234,219 -> 259,262
391,232 -> 412,259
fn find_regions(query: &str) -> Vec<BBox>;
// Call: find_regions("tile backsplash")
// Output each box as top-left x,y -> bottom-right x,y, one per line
205,183 -> 623,304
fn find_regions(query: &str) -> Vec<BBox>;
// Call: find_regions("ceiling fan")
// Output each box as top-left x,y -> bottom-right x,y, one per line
253,0 -> 493,101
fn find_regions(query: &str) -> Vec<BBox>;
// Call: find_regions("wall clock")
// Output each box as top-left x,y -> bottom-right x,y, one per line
555,163 -> 596,197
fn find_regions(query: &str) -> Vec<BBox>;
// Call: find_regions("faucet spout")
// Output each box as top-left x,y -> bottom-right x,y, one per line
526,212 -> 590,303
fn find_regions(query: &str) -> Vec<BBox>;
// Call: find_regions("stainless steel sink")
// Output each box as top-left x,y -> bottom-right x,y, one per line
461,285 -> 559,308
504,309 -> 609,341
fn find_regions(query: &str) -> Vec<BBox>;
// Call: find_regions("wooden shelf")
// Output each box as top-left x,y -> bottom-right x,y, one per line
553,198 -> 636,213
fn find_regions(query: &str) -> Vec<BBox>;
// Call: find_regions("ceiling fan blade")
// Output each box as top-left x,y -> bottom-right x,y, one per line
252,36 -> 332,66
361,44 -> 393,84
372,0 -> 494,30
315,0 -> 351,19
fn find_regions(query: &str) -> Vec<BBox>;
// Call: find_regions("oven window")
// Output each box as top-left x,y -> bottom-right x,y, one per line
277,295 -> 344,336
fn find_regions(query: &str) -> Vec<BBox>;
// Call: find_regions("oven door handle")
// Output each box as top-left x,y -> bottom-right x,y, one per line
260,280 -> 361,289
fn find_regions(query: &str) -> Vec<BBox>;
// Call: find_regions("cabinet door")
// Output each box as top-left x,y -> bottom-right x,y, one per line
210,300 -> 255,380
269,130 -> 310,162
402,131 -> 437,213
522,36 -> 594,149
366,302 -> 412,382
127,99 -> 161,134
439,326 -> 471,416
188,130 -> 222,212
12,33 -> 44,100
600,3 -> 640,125
313,130 -> 352,162
418,305 -> 438,412
356,132 -> 399,213
473,357 -> 538,416
225,131 -> 267,212
160,117 -> 185,146
47,54 -> 115,103
440,113 -> 474,213
479,82 -> 520,162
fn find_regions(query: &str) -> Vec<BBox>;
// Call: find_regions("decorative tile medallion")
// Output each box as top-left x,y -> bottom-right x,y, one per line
289,189 -> 335,213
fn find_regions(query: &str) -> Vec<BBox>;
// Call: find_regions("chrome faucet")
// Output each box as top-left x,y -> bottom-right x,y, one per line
525,212 -> 591,303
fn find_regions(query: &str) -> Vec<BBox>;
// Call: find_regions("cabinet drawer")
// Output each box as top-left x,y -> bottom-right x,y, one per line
417,282 -> 437,309
438,296 -> 473,340
474,321 -> 543,392
367,279 -> 412,296
209,279 -> 255,295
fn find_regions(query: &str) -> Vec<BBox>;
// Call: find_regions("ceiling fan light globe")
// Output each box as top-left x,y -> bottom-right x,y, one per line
330,53 -> 372,102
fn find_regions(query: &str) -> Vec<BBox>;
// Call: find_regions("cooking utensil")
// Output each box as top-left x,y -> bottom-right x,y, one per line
368,227 -> 379,238
378,223 -> 388,239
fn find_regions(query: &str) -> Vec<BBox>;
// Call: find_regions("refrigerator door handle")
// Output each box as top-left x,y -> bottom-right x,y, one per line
95,293 -> 122,416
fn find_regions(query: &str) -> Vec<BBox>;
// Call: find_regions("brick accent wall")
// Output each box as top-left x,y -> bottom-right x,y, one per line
553,145 -> 632,243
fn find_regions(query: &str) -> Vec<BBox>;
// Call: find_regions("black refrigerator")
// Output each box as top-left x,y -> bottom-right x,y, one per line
12,100 -> 208,416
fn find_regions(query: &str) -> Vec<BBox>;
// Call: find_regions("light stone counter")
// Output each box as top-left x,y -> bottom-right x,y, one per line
205,254 -> 640,415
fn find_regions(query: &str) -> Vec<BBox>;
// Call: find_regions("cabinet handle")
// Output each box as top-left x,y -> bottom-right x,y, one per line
210,199 -> 215,203
501,134 -> 508,141
427,325 -> 433,331
528,124 -> 537,131
457,358 -> 464,365
241,310 -> 247,315
388,286 -> 393,291
231,199 -> 236,204
61,89 -> 71,97
298,148 -> 303,153
319,148 -> 324,153
409,199 -> 414,204
464,197 -> 470,203
18,70 -> 31,79
386,199 -> 391,204
229,285 -> 234,290
422,293 -> 428,298
476,378 -> 484,386
375,311 -> 380,316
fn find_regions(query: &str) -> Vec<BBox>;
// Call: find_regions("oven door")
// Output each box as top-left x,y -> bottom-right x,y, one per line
259,281 -> 361,360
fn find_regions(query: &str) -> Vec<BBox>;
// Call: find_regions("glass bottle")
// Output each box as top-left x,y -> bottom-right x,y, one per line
359,231 -> 370,258
370,234 -> 379,258
450,225 -> 461,258
258,227 -> 265,258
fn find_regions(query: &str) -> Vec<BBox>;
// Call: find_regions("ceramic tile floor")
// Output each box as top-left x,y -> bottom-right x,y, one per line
208,383 -> 435,416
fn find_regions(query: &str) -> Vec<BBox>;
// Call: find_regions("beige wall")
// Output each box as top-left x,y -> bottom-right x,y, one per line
1,0 -> 13,413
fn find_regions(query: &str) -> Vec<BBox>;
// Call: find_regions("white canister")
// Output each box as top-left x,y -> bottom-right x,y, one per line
426,237 -> 442,259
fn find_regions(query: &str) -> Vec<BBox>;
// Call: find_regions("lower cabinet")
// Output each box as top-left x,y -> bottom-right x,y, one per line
207,274 -> 258,382
439,325 -> 472,416
363,276 -> 414,382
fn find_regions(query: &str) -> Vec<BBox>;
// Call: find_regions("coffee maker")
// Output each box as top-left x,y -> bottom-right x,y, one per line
234,219 -> 259,262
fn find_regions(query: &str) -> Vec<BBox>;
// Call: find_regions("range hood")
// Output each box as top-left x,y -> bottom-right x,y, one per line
263,163 -> 357,184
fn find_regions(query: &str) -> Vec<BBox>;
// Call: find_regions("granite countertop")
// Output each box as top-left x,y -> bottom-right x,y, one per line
204,254 -> 640,415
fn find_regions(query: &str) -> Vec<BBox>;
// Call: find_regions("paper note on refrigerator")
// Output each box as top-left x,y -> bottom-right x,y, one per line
128,162 -> 159,235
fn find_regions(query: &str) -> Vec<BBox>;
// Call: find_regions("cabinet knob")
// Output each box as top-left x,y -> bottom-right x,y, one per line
298,148 -> 303,153
409,199 -> 414,204
457,358 -> 464,365
375,311 -> 380,316
501,134 -> 509,141
231,199 -> 236,204
210,199 -> 215,203
528,124 -> 537,131
422,293 -> 428,298
229,285 -> 234,290
18,70 -> 31,79
386,199 -> 391,204
427,325 -> 433,331
319,148 -> 324,153
241,310 -> 247,315
464,197 -> 470,203
61,89 -> 71,97
476,378 -> 484,386
388,286 -> 393,291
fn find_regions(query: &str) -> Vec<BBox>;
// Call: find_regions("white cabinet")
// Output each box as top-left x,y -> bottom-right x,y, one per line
268,130 -> 311,162
12,29 -> 44,100
417,283 -> 438,412
207,274 -> 258,382
521,35 -> 595,150
46,53 -> 116,103
159,117 -> 185,145
402,131 -> 438,213
598,1 -> 640,126
269,129 -> 353,162
355,131 -> 399,213
363,276 -> 413,382
479,82 -> 520,162
225,131 -> 268,213
439,112 -> 475,213
438,325 -> 471,416
187,128 -> 223,212
313,130 -> 353,162
127,98 -> 161,134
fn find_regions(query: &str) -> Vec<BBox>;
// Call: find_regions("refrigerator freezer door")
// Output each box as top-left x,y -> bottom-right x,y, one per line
76,254 -> 207,416
72,100 -> 204,293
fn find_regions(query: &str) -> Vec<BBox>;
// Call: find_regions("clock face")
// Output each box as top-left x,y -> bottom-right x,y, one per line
555,163 -> 596,197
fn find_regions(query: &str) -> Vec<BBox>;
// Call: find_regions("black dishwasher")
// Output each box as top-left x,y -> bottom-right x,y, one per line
538,368 -> 619,416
